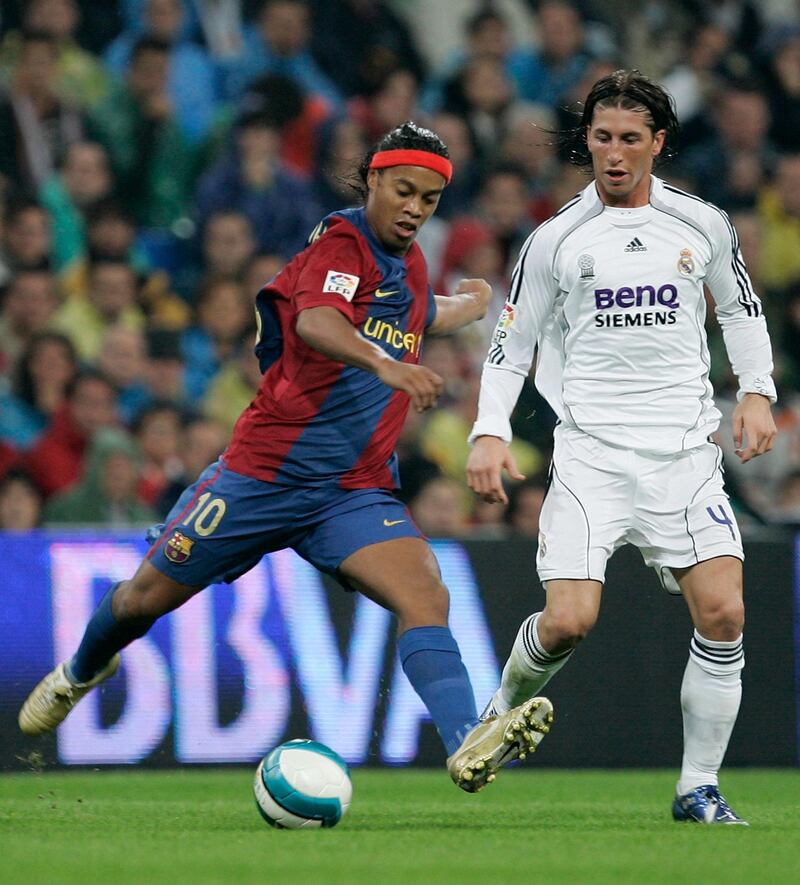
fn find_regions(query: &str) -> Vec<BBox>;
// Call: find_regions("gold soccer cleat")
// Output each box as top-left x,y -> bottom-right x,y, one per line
18,655 -> 121,736
447,696 -> 554,793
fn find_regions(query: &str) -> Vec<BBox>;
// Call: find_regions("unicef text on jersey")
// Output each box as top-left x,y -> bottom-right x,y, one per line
594,283 -> 680,328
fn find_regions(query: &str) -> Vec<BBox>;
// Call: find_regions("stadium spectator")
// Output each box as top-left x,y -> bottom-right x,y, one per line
773,468 -> 800,524
143,328 -> 191,412
420,371 -> 542,484
0,0 -> 112,109
436,219 -> 506,358
661,23 -> 731,144
473,163 -> 534,273
408,473 -> 470,537
441,55 -> 516,164
426,112 -> 481,220
202,344 -> 262,432
194,106 -> 321,257
54,257 -> 145,361
44,427 -> 156,526
155,415 -> 229,516
39,141 -> 114,272
243,251 -> 285,297
59,199 -> 149,288
132,402 -> 184,507
679,82 -> 774,209
201,210 -> 257,280
310,0 -> 426,98
0,269 -> 60,375
497,102 -> 561,217
0,331 -> 77,449
182,276 -> 253,400
506,0 -> 594,107
504,477 -> 547,538
220,0 -> 343,108
88,36 -> 197,228
420,7 -> 513,115
760,24 -> 800,153
348,68 -> 422,145
0,30 -> 84,192
311,116 -> 368,217
1,200 -> 52,275
104,0 -> 219,144
23,370 -> 118,497
757,152 -> 800,292
0,468 -> 44,531
96,324 -> 151,423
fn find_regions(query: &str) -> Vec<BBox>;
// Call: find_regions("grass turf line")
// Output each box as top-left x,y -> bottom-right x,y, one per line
1,769 -> 799,884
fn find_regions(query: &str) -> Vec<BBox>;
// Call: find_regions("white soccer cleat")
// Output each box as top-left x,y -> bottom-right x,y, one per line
447,696 -> 554,793
18,655 -> 121,736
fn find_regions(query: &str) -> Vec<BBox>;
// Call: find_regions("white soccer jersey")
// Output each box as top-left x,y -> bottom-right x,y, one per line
471,176 -> 776,455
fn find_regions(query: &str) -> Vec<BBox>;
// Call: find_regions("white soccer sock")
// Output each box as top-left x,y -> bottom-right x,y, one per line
488,613 -> 574,715
677,629 -> 744,796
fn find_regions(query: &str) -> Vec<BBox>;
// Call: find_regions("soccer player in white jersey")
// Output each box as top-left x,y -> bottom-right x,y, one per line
466,70 -> 777,825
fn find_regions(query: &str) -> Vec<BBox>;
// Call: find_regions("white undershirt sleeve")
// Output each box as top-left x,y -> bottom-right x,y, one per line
469,365 -> 526,444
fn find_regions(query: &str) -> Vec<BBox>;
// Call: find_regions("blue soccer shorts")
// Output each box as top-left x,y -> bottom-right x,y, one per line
145,459 -> 423,588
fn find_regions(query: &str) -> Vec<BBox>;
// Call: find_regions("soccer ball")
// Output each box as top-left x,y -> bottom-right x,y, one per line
253,739 -> 353,829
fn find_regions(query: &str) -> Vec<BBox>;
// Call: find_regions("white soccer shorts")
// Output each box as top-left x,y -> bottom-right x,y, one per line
536,424 -> 744,591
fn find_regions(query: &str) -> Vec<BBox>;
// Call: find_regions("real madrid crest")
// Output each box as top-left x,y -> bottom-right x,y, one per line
578,253 -> 595,280
678,247 -> 695,275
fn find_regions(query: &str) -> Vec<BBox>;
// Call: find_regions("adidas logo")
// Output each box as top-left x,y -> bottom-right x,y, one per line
624,237 -> 647,252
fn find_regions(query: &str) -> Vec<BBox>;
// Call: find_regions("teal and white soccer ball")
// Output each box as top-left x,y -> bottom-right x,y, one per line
253,739 -> 353,829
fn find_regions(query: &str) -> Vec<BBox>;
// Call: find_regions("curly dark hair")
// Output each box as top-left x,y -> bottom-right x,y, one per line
562,69 -> 680,169
354,121 -> 450,199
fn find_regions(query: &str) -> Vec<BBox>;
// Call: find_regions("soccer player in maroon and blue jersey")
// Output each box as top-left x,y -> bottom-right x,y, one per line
19,123 -> 553,791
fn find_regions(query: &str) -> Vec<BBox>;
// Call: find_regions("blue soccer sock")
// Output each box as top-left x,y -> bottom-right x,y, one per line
66,583 -> 150,684
397,626 -> 479,756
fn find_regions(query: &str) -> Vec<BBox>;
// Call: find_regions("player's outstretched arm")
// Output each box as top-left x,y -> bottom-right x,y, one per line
427,278 -> 492,336
731,393 -> 777,463
296,305 -> 443,412
466,435 -> 525,504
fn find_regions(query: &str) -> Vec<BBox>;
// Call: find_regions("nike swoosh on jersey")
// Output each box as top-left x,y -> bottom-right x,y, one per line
383,518 -> 405,526
375,288 -> 399,298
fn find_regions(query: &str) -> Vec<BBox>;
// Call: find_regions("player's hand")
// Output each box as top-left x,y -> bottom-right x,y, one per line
732,393 -> 777,463
466,435 -> 525,504
377,360 -> 443,412
455,278 -> 492,320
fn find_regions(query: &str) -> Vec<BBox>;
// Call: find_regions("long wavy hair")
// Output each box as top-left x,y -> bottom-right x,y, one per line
562,69 -> 680,168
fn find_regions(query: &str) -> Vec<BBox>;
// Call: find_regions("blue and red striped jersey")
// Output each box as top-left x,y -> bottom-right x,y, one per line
223,207 -> 437,489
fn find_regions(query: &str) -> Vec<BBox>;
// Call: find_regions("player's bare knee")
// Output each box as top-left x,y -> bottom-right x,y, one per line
539,610 -> 594,650
397,578 -> 449,627
695,599 -> 745,641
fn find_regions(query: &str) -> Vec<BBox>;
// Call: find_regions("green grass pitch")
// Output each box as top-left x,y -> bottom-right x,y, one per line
2,769 -> 799,884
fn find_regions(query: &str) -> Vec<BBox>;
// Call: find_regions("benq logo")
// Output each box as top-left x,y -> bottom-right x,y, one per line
594,284 -> 679,310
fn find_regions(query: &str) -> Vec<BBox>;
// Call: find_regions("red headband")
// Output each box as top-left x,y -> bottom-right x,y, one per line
370,149 -> 453,184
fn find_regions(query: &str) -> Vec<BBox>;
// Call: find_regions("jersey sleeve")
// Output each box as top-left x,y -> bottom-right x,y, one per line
293,226 -> 368,323
704,208 -> 777,403
469,230 -> 560,443
424,284 -> 437,329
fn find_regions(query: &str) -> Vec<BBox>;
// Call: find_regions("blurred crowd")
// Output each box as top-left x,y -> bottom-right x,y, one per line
1,0 -> 800,538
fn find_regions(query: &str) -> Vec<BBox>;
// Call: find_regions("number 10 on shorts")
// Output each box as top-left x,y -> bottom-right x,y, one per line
183,492 -> 227,537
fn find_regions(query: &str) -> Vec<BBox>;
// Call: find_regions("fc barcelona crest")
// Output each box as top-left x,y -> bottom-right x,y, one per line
165,530 -> 194,564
